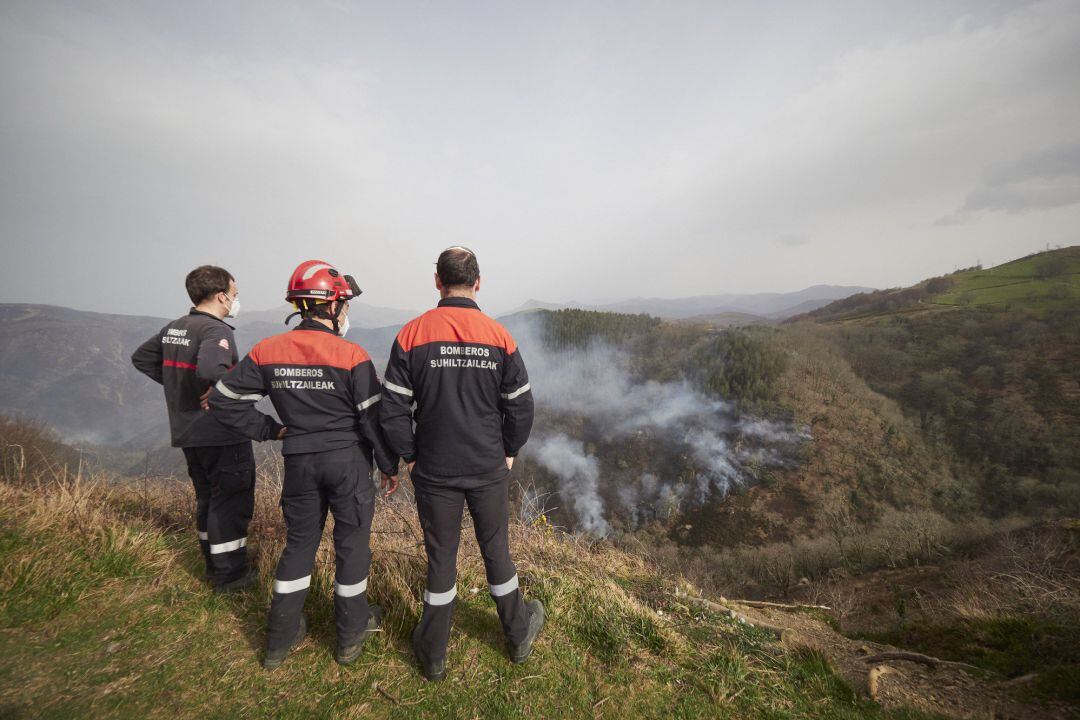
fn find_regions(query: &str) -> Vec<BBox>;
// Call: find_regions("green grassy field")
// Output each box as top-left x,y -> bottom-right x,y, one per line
929,246 -> 1080,311
0,475 -> 939,720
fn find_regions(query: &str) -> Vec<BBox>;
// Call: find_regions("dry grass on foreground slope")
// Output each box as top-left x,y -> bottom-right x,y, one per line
0,463 -> 949,720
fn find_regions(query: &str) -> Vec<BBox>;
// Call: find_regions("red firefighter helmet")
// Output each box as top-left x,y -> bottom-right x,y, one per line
285,260 -> 362,304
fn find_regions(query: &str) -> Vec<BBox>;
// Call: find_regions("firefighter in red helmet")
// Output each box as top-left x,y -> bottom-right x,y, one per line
209,260 -> 400,670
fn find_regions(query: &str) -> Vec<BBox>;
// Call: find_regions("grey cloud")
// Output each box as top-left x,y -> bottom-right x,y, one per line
1,1 -> 1078,314
933,212 -> 970,227
775,234 -> 811,247
960,141 -> 1080,214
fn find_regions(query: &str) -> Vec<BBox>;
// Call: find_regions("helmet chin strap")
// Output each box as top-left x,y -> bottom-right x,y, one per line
285,300 -> 304,326
330,300 -> 345,334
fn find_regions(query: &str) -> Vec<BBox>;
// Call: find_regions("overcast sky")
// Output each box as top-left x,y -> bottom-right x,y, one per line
1,0 -> 1078,318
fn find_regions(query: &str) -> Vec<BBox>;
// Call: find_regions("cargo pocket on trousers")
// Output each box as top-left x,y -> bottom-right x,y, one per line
217,461 -> 255,495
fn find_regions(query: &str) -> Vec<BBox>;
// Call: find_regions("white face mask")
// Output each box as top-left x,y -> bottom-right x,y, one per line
337,315 -> 350,337
225,295 -> 240,319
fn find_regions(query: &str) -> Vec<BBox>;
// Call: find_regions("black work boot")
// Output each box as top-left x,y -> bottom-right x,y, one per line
215,568 -> 256,594
336,604 -> 383,665
412,624 -> 446,681
263,616 -> 307,671
509,599 -> 546,664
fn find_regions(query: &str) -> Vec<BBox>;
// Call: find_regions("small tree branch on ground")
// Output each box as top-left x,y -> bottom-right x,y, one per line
728,599 -> 832,611
862,651 -> 981,673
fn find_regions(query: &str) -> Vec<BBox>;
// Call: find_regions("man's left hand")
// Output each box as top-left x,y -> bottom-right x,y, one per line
199,387 -> 212,411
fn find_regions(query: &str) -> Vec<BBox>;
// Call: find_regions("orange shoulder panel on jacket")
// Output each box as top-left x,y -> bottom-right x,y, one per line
250,330 -> 369,369
397,307 -> 516,353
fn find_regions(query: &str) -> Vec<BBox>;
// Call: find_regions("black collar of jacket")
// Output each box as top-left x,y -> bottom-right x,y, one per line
437,296 -> 480,311
295,317 -> 338,334
188,308 -> 235,330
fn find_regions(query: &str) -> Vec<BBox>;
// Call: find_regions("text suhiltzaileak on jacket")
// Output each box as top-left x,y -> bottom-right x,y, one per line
208,319 -> 398,474
131,309 -> 274,447
380,297 -> 534,476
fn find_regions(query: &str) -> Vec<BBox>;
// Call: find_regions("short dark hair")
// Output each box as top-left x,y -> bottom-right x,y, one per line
185,265 -> 234,305
436,246 -> 480,288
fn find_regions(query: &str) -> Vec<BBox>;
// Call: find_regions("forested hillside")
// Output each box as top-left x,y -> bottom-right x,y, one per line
792,246 -> 1080,517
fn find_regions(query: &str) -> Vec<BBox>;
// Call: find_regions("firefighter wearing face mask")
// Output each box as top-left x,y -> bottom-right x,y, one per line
132,265 -> 283,593
208,260 -> 400,670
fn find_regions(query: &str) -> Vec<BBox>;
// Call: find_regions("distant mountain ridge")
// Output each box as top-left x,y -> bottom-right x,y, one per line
503,284 -> 874,321
0,304 -> 401,448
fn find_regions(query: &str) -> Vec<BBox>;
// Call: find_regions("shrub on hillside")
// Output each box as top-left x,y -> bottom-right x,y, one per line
925,277 -> 954,294
1033,255 -> 1067,279
687,327 -> 788,407
0,416 -> 80,484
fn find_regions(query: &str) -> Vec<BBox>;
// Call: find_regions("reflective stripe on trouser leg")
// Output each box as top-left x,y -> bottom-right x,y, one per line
273,575 -> 311,594
425,585 -> 457,605
266,460 -> 329,652
467,477 -> 531,646
332,489 -> 375,646
209,537 -> 247,554
489,575 -> 518,597
206,443 -> 256,585
413,476 -> 466,663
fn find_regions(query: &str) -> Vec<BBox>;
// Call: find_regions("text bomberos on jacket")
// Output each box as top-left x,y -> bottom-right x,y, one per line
430,344 -> 499,370
270,366 -> 336,390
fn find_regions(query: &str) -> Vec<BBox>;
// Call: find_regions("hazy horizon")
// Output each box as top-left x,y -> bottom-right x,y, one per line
2,1 -> 1078,318
0,277 -> 880,320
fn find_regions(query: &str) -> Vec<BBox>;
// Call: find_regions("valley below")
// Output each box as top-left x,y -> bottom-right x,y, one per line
1,247 -> 1078,717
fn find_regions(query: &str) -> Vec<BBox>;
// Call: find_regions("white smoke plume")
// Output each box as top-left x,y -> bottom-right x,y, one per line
515,318 -> 810,535
527,433 -> 611,537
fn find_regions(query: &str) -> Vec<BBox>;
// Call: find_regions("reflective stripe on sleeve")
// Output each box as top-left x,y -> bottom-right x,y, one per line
489,574 -> 519,597
197,530 -> 208,541
209,537 -> 247,554
334,577 -> 368,597
356,394 -> 382,412
273,575 -> 311,594
423,585 -> 457,606
214,380 -> 264,401
500,383 -> 531,401
384,381 -> 413,397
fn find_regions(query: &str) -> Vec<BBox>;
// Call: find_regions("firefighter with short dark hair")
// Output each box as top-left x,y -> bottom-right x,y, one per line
381,246 -> 544,681
208,260 -> 399,670
132,265 -> 282,593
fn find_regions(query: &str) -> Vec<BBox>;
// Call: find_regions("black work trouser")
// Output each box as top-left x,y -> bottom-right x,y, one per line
182,442 -> 256,585
413,464 -> 530,665
266,445 -> 376,651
